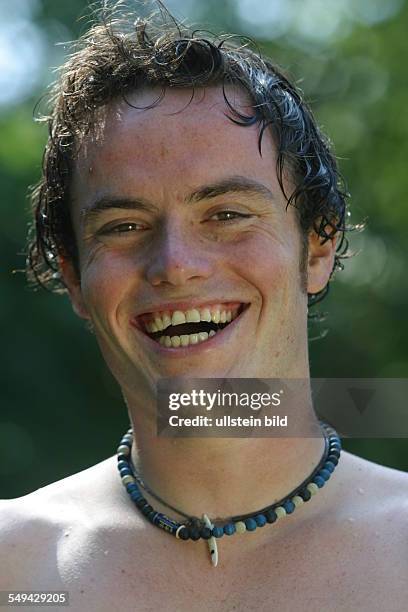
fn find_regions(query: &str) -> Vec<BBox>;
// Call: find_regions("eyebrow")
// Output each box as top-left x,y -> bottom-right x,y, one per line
80,175 -> 275,225
80,196 -> 156,225
187,176 -> 275,204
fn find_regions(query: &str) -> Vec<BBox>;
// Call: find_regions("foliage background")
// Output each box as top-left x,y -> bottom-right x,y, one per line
1,0 -> 407,499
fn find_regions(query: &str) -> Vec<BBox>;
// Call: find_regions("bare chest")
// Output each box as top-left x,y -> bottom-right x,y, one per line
65,564 -> 400,612
59,526 -> 407,612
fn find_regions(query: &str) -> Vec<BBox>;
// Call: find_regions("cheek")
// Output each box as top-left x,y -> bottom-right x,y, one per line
79,250 -> 138,325
229,228 -> 301,300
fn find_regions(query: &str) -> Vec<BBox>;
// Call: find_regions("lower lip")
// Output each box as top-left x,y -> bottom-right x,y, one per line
129,305 -> 250,358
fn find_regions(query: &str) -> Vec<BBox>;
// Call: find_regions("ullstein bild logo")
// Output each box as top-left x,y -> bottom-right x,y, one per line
167,413 -> 288,428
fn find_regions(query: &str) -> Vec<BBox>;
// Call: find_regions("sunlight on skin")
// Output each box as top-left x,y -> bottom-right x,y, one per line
59,85 -> 336,526
62,86 -> 335,395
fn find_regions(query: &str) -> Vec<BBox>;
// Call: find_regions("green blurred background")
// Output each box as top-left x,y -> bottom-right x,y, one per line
1,0 -> 407,499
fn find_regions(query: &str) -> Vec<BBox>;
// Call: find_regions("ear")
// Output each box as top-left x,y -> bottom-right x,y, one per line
307,226 -> 338,294
58,256 -> 90,320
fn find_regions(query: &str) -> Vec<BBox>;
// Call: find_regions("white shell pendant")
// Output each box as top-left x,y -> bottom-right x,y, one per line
202,513 -> 218,567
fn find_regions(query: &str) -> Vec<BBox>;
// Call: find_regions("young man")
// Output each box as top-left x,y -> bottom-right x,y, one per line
1,3 -> 407,611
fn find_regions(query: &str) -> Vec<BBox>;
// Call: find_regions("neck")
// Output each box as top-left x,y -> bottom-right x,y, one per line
126,386 -> 325,522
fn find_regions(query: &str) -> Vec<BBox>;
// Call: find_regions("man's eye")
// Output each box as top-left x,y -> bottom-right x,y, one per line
101,222 -> 146,234
209,211 -> 252,222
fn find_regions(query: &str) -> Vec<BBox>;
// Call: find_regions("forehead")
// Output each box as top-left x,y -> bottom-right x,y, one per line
73,86 -> 279,205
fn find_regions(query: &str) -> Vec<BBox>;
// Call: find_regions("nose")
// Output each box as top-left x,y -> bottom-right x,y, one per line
145,218 -> 214,287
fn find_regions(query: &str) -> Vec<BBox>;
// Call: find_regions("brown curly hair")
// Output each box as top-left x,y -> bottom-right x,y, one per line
26,0 -> 359,319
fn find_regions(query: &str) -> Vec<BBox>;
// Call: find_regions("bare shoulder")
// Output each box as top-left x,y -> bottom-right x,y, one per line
0,493 -> 64,589
339,449 -> 408,499
0,457 -> 135,590
283,451 -> 408,610
336,450 -> 408,525
331,451 -> 408,579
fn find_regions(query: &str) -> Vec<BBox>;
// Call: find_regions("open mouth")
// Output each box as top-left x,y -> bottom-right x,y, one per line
135,302 -> 248,349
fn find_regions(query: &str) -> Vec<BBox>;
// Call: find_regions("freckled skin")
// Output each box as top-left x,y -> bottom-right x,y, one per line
67,86 -> 331,399
2,88 -> 408,612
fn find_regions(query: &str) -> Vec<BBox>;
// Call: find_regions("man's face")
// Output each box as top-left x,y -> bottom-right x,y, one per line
67,86 -> 320,395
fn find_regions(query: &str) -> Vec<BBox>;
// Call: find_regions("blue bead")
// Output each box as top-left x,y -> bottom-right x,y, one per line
212,526 -> 224,538
126,483 -> 138,492
245,518 -> 257,531
255,514 -> 266,527
283,500 -> 295,514
324,461 -> 335,473
117,460 -> 128,470
319,469 -> 331,481
120,468 -> 132,477
120,439 -> 132,448
130,491 -> 143,501
152,513 -> 164,526
330,452 -> 340,461
328,454 -> 339,465
313,476 -> 325,488
223,523 -> 236,536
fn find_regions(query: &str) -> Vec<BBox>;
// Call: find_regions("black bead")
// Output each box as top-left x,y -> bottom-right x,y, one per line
200,527 -> 212,540
189,528 -> 201,541
141,504 -> 154,516
330,443 -> 341,452
300,488 -> 312,501
147,510 -> 157,521
136,498 -> 148,509
178,527 -> 190,540
265,509 -> 277,523
329,437 -> 341,446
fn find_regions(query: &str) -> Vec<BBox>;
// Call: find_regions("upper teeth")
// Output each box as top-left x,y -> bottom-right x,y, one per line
143,306 -> 240,333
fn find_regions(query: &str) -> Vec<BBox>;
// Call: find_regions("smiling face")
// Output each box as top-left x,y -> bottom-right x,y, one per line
62,86 -> 335,397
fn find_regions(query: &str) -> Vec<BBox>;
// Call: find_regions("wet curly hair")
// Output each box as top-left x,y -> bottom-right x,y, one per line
26,0 -> 358,320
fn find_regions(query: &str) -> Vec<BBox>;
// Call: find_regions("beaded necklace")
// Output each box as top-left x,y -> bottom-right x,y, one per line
117,421 -> 341,567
